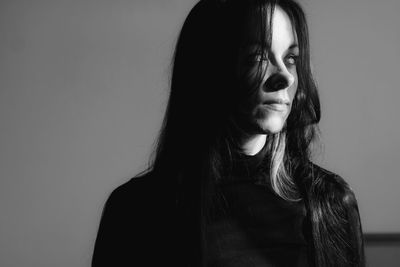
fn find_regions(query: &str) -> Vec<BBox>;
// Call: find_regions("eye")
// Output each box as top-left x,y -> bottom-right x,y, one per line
253,54 -> 268,62
285,54 -> 298,66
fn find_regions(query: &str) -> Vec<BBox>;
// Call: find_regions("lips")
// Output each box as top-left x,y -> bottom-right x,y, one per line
263,103 -> 288,112
262,99 -> 290,112
263,99 -> 290,105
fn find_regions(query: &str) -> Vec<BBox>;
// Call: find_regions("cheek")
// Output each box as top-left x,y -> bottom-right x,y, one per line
241,64 -> 263,92
239,58 -> 270,87
236,65 -> 264,112
288,72 -> 298,103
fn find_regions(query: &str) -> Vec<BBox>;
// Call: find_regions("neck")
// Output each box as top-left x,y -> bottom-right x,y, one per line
239,134 -> 267,156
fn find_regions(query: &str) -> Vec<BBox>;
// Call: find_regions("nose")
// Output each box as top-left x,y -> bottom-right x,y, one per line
263,67 -> 295,92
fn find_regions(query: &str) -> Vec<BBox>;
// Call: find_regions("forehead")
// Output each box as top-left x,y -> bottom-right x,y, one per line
246,5 -> 298,51
271,6 -> 297,50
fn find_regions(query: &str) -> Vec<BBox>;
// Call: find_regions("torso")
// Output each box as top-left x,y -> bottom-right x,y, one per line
206,172 -> 311,267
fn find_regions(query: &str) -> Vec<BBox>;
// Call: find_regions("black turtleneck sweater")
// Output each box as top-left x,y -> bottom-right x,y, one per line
205,147 -> 311,267
92,147 -> 313,267
92,142 -> 365,266
92,148 -> 369,267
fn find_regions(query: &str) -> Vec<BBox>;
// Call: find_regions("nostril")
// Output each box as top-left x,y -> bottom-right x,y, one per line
264,73 -> 290,92
274,79 -> 289,90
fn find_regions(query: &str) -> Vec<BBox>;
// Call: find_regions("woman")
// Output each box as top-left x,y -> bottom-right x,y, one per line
92,0 -> 365,266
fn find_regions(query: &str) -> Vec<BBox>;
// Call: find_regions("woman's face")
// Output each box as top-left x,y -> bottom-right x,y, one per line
236,6 -> 299,135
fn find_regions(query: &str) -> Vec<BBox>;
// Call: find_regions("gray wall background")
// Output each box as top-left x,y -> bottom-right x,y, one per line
0,0 -> 399,266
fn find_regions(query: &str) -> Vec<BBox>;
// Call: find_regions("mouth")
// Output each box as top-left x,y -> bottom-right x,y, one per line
261,98 -> 290,112
263,99 -> 290,105
262,103 -> 288,112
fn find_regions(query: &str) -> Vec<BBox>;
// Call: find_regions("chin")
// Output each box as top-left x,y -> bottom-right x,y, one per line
257,116 -> 286,134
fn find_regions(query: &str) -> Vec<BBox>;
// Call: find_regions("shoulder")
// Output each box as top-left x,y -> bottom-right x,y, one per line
99,172 -> 157,226
106,172 -> 157,204
303,163 -> 365,266
101,171 -> 178,225
92,171 -> 179,266
105,170 -> 173,207
112,171 -> 158,195
302,162 -> 358,207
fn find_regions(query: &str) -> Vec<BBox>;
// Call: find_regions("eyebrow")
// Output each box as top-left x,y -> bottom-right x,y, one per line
288,43 -> 299,50
248,42 -> 299,52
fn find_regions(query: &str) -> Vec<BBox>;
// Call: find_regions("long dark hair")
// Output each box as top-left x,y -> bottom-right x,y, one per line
137,0 -> 361,266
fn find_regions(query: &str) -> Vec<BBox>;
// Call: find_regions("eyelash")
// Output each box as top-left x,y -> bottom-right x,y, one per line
248,54 -> 299,66
249,54 -> 267,62
285,54 -> 299,66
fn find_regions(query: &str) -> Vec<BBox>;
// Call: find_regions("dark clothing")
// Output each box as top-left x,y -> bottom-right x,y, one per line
92,157 -> 364,266
92,174 -> 181,266
206,180 -> 310,266
205,149 -> 311,266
